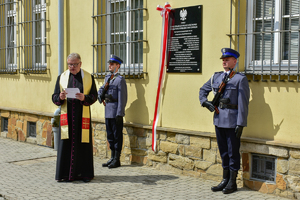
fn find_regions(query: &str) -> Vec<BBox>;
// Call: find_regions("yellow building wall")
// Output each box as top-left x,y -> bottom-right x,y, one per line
0,0 -> 299,144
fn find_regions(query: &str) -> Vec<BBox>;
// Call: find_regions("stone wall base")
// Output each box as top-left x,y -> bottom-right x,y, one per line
1,109 -> 300,199
0,110 -> 53,147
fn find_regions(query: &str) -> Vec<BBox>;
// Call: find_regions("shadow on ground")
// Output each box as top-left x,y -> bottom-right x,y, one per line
92,174 -> 179,185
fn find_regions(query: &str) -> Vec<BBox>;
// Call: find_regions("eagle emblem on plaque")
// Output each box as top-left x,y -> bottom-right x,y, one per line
180,8 -> 187,21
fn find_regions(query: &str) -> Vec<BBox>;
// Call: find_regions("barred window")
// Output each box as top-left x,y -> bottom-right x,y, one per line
27,121 -> 36,137
22,0 -> 47,73
0,0 -> 17,73
92,0 -> 146,79
0,0 -> 48,75
251,154 -> 276,182
229,0 -> 300,81
1,117 -> 8,132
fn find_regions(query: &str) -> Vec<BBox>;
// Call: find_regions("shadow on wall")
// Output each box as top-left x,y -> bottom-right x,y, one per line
125,79 -> 149,125
244,83 -> 283,140
159,72 -> 169,127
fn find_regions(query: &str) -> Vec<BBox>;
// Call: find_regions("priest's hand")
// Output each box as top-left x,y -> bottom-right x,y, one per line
59,90 -> 67,100
75,93 -> 85,101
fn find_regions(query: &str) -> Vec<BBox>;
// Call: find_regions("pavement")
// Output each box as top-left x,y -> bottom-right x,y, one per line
0,137 -> 290,200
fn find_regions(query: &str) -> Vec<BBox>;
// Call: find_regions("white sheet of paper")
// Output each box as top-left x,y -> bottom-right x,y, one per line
64,88 -> 80,99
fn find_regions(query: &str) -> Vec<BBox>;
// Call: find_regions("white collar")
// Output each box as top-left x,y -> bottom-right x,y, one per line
67,69 -> 84,77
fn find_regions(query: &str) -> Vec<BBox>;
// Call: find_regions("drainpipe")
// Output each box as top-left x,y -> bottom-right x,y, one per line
58,0 -> 64,75
51,0 -> 64,150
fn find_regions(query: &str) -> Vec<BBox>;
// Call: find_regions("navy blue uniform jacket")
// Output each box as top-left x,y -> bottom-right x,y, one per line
98,74 -> 127,118
199,72 -> 250,128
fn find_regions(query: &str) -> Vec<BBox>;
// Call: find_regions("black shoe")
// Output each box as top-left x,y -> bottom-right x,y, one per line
57,179 -> 73,182
108,159 -> 121,168
57,179 -> 72,182
108,150 -> 121,169
222,170 -> 238,194
102,150 -> 115,167
82,179 -> 91,183
211,169 -> 229,192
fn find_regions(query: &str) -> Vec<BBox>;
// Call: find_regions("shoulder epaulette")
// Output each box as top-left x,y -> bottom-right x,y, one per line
116,74 -> 124,79
235,72 -> 246,76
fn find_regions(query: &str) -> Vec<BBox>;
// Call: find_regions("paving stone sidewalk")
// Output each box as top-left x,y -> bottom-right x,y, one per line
0,137 -> 290,200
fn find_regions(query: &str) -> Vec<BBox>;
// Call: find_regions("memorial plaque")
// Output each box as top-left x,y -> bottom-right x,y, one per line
167,5 -> 202,73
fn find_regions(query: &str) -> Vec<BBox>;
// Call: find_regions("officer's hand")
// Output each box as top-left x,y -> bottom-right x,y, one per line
115,116 -> 123,125
235,125 -> 243,138
202,101 -> 215,112
97,94 -> 103,104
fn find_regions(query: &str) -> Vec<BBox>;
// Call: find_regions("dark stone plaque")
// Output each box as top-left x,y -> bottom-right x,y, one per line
167,5 -> 202,73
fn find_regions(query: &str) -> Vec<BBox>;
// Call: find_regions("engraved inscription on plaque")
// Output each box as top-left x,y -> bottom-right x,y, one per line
167,6 -> 202,73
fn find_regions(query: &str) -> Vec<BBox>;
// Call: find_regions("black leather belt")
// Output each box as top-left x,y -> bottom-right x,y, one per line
219,102 -> 238,109
105,94 -> 118,103
105,98 -> 118,103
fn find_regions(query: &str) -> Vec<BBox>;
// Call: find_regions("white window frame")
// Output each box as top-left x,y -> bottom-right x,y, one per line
6,0 -> 17,69
32,0 -> 47,69
106,0 -> 143,74
246,0 -> 299,70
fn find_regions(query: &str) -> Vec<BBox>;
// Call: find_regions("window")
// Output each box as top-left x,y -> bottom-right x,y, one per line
251,154 -> 276,182
92,0 -> 146,78
246,0 -> 300,76
0,0 -> 17,73
0,0 -> 48,74
1,117 -> 8,132
22,0 -> 47,73
228,0 -> 300,81
27,122 -> 36,137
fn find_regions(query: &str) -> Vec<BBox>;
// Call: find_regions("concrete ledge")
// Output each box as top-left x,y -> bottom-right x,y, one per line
242,137 -> 300,150
0,107 -> 54,118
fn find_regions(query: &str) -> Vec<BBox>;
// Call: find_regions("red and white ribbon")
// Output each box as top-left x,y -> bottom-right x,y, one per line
152,2 -> 172,152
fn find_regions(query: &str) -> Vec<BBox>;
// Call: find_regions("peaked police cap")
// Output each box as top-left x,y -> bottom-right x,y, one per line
107,54 -> 123,64
220,48 -> 240,59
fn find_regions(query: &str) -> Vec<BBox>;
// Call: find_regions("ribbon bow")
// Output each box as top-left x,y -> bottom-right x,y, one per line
156,2 -> 172,17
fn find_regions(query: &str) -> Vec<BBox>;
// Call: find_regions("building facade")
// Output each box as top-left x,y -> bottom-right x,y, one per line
1,0 -> 300,198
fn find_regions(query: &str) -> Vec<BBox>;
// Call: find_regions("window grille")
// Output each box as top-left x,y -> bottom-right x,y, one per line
0,0 -> 17,74
20,0 -> 47,74
0,0 -> 48,75
228,0 -> 300,81
251,154 -> 276,182
92,0 -> 147,79
27,121 -> 36,137
1,117 -> 8,132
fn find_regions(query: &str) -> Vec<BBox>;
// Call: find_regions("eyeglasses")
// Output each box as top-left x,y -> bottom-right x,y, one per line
67,62 -> 81,67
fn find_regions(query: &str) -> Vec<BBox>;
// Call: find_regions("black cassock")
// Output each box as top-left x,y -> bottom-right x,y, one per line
52,71 -> 97,181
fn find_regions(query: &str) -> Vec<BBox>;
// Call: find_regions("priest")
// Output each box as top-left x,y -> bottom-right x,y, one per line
52,53 -> 97,182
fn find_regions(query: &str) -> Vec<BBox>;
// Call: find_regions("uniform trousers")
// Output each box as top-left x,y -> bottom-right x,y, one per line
215,126 -> 241,171
105,118 -> 123,151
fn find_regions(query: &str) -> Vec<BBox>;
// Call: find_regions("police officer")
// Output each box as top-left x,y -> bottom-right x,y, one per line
199,48 -> 250,194
98,55 -> 127,168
